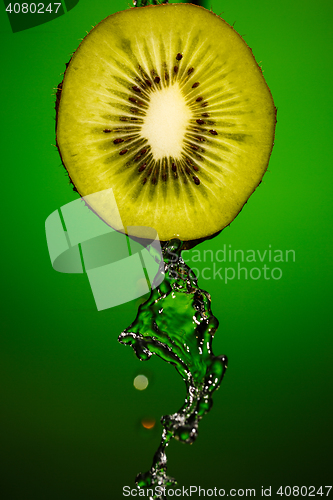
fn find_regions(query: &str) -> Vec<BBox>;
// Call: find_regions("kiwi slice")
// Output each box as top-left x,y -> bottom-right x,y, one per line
56,3 -> 276,243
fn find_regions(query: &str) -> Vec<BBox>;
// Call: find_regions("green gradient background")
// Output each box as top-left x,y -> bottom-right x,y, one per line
1,0 -> 332,498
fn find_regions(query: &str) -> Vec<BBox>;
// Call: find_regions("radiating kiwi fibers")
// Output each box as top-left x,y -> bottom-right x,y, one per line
56,3 -> 276,242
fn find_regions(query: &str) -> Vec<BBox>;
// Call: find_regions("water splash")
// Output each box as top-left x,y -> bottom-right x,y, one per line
119,239 -> 228,497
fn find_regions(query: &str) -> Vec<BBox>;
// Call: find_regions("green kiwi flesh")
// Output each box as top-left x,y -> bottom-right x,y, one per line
56,3 -> 276,243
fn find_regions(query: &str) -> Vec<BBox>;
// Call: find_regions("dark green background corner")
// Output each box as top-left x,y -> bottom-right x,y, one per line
0,0 -> 332,498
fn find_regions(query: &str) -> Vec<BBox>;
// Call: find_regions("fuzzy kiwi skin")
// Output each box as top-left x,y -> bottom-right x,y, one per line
54,5 -> 277,249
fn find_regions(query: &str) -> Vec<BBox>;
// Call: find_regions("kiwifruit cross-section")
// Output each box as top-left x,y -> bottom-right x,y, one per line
56,3 -> 276,243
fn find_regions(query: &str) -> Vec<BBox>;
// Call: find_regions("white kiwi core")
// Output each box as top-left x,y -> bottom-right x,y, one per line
141,83 -> 192,161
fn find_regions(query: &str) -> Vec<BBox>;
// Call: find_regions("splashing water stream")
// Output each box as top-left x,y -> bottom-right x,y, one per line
119,239 -> 228,497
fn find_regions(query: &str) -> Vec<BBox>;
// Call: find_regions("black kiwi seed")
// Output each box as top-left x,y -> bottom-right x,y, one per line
98,38 -> 213,191
103,129 -> 111,133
